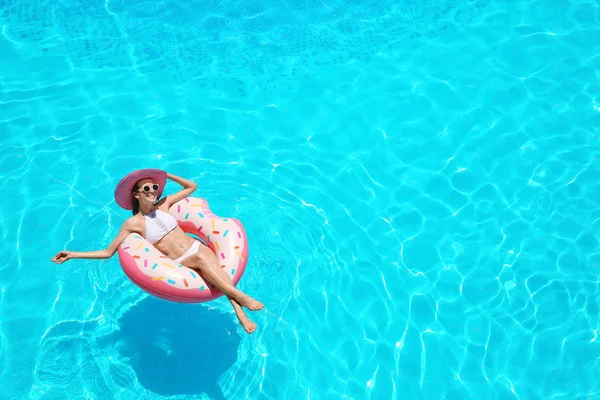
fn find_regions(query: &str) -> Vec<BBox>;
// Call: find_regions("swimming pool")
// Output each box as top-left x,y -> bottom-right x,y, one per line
1,0 -> 599,398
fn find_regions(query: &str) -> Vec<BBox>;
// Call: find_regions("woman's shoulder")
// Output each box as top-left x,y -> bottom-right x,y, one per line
122,214 -> 143,231
155,197 -> 170,209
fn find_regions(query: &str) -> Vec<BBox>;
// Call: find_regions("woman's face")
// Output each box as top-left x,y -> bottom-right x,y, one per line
133,178 -> 159,204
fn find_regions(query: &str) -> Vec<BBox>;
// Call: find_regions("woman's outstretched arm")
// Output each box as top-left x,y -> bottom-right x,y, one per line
51,219 -> 137,264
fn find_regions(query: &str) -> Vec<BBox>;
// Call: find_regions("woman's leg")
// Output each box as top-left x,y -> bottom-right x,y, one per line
227,297 -> 257,334
198,246 -> 257,333
180,243 -> 264,312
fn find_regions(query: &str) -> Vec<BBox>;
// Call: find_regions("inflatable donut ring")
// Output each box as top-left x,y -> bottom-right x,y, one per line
117,197 -> 248,303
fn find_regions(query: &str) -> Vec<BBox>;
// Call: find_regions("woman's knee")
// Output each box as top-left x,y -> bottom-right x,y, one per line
193,252 -> 219,270
181,253 -> 205,270
191,252 -> 208,268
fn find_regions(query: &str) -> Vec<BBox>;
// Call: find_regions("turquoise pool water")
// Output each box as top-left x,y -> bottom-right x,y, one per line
1,0 -> 600,398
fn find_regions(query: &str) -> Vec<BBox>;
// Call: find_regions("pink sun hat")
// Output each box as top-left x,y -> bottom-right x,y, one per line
114,168 -> 168,210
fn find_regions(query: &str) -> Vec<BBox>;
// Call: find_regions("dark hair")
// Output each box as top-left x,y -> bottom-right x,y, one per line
132,182 -> 141,216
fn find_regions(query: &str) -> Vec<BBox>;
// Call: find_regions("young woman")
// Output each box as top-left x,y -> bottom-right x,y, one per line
52,169 -> 263,334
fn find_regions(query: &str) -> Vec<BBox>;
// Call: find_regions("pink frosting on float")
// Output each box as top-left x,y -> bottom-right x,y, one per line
117,197 -> 249,303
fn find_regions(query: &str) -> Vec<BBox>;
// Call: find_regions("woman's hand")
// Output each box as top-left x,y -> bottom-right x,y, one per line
51,220 -> 136,264
51,251 -> 73,264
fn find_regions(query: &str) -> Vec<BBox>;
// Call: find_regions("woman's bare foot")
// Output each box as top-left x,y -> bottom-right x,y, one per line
235,310 -> 257,334
227,296 -> 258,334
236,293 -> 264,311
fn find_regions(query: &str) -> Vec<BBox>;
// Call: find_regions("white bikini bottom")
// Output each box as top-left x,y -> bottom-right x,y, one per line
173,239 -> 201,263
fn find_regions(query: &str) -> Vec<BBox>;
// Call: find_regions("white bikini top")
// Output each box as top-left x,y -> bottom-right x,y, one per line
142,209 -> 178,244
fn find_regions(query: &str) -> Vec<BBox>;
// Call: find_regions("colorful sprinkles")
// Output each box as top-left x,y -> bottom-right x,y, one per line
236,251 -> 245,262
121,201 -> 248,295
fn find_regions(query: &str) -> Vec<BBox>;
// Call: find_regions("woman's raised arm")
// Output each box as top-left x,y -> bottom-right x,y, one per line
162,172 -> 198,207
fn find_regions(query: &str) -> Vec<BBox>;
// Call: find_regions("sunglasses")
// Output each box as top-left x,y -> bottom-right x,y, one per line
135,184 -> 160,193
